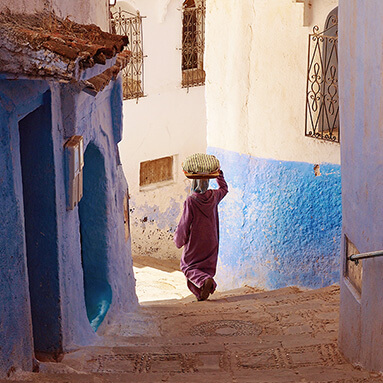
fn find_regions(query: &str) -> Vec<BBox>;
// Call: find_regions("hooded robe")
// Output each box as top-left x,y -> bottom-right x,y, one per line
174,172 -> 228,298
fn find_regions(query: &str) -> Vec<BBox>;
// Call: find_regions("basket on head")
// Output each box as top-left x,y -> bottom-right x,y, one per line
182,153 -> 220,179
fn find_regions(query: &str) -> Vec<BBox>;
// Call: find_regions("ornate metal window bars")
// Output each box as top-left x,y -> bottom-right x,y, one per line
111,8 -> 145,102
182,0 -> 206,88
305,14 -> 339,142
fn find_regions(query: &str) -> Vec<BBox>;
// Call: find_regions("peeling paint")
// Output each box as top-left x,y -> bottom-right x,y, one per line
130,196 -> 183,259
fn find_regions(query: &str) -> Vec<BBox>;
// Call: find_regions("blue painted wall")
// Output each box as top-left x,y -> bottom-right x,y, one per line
79,143 -> 112,331
19,92 -> 63,354
73,80 -> 138,333
0,80 -> 51,376
208,147 -> 342,290
0,75 -> 137,377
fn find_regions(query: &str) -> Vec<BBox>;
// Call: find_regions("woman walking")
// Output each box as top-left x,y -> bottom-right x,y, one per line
174,170 -> 228,301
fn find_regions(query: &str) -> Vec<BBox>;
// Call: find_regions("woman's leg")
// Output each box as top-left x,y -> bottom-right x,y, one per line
187,279 -> 202,299
186,278 -> 216,301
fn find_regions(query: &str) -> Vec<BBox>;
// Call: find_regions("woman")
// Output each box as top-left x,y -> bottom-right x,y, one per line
174,170 -> 228,301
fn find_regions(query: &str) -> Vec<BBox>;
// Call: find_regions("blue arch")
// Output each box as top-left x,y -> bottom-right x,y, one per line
79,143 -> 112,331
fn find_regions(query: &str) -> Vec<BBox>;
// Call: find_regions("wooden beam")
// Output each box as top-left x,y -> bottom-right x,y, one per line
292,0 -> 312,27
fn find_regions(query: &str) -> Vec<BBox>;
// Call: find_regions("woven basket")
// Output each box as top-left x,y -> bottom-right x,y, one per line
182,153 -> 220,179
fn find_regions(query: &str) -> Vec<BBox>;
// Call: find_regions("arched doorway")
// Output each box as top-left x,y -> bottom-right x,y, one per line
19,91 -> 62,357
78,143 -> 112,331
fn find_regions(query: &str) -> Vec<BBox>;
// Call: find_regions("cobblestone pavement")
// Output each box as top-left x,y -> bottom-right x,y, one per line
6,285 -> 383,383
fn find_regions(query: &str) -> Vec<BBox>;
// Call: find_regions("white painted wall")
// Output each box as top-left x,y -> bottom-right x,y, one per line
2,0 -> 109,31
205,0 -> 339,165
116,0 -> 207,260
52,0 -> 109,30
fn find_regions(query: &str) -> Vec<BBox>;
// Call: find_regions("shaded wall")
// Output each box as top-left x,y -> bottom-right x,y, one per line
338,0 -> 383,371
0,80 -> 49,378
19,92 -> 62,356
64,78 -> 138,335
79,143 -> 112,331
205,0 -> 341,290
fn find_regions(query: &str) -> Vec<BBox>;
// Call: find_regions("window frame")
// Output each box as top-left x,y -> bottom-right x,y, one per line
181,0 -> 206,89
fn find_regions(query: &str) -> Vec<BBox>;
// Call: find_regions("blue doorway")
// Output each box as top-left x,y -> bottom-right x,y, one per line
19,91 -> 62,358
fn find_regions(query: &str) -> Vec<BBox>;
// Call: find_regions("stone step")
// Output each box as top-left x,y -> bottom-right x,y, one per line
6,284 -> 383,383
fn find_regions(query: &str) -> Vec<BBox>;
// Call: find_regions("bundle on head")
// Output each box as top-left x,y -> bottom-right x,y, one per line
182,153 -> 220,179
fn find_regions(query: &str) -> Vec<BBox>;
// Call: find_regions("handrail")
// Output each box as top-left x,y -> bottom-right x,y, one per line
348,250 -> 383,265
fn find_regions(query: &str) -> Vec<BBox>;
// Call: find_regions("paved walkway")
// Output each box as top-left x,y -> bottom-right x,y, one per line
132,255 -> 190,302
5,261 -> 383,382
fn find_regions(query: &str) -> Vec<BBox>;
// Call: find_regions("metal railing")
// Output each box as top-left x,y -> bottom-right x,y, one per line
348,250 -> 383,265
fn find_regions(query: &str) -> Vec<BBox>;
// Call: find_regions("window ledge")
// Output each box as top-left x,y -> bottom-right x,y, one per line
139,179 -> 175,192
182,68 -> 205,88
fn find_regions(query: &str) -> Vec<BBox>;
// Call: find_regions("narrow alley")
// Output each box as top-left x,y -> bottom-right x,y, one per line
6,260 -> 383,383
2,0 -> 383,381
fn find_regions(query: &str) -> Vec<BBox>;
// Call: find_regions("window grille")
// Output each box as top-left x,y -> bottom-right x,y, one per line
111,8 -> 145,101
182,0 -> 206,88
305,12 -> 339,142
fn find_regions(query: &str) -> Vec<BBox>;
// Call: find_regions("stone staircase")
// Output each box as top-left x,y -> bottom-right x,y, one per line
6,285 -> 383,382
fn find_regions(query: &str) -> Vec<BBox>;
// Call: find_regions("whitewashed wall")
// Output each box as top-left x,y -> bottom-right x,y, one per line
205,0 -> 342,291
116,0 -> 207,260
1,0 -> 109,31
205,0 -> 339,164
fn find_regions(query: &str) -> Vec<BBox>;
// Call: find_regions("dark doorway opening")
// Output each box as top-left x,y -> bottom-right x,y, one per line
79,143 -> 112,331
19,91 -> 62,358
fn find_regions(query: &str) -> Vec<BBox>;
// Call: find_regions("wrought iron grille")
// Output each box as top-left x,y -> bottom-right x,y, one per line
305,15 -> 339,142
111,8 -> 145,101
182,0 -> 206,88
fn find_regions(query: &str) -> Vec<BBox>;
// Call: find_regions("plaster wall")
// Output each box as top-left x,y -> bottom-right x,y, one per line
71,79 -> 138,333
0,74 -> 137,377
0,80 -> 48,378
338,0 -> 383,371
55,78 -> 138,344
1,0 -> 109,31
205,0 -> 342,290
210,147 -> 341,291
205,0 -> 339,164
116,0 -> 207,261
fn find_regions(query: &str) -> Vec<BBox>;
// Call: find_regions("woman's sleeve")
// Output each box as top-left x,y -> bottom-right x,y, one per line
173,199 -> 193,248
215,171 -> 229,202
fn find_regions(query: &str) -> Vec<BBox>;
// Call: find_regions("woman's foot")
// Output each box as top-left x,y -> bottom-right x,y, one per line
199,278 -> 214,301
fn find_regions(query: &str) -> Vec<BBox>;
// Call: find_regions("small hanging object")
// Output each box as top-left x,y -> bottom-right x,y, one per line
182,153 -> 220,179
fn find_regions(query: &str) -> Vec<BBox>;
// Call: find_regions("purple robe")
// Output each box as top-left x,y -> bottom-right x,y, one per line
174,173 -> 228,298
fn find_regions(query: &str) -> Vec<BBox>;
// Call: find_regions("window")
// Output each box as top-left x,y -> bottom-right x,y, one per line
111,8 -> 145,101
305,7 -> 339,142
182,0 -> 206,88
139,156 -> 175,189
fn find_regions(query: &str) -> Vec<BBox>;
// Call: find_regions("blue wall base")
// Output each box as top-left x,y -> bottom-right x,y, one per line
208,147 -> 342,291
